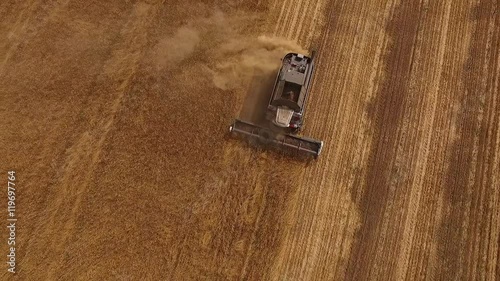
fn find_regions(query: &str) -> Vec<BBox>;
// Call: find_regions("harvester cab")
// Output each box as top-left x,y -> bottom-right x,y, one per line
229,52 -> 323,159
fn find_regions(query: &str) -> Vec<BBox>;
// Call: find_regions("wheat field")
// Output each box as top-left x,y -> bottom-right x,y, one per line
0,0 -> 499,280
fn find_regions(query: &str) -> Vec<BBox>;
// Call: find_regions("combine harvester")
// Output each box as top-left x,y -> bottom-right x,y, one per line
229,52 -> 324,159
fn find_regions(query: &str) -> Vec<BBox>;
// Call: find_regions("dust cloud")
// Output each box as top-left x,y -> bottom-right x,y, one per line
151,10 -> 307,90
212,35 -> 308,90
153,26 -> 201,67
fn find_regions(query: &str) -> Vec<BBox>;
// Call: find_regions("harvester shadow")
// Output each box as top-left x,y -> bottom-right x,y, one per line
238,70 -> 275,127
